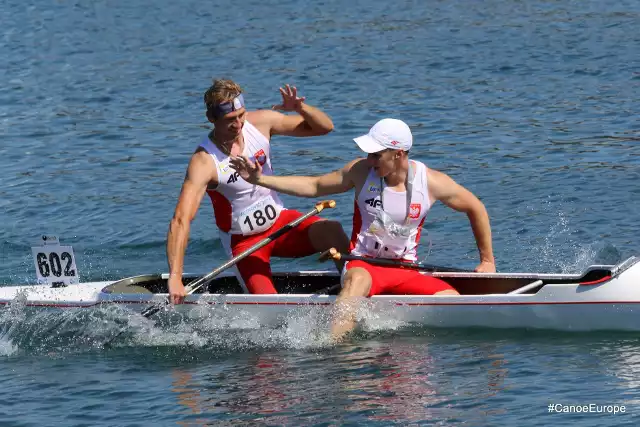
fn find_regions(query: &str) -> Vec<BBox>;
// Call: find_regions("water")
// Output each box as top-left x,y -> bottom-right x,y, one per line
1,0 -> 640,424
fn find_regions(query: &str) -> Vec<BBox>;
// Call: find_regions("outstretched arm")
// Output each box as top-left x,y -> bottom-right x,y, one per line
229,156 -> 363,198
428,168 -> 496,273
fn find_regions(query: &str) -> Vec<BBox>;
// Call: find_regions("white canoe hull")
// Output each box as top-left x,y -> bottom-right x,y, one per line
1,256 -> 640,332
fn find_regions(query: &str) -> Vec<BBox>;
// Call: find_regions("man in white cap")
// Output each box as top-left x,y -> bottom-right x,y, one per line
230,118 -> 496,340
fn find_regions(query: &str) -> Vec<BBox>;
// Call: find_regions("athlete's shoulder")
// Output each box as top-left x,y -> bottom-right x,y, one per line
182,148 -> 217,187
344,158 -> 369,189
245,110 -> 277,139
425,166 -> 447,181
193,145 -> 210,156
347,157 -> 369,174
410,158 -> 427,168
246,109 -> 280,125
189,148 -> 215,169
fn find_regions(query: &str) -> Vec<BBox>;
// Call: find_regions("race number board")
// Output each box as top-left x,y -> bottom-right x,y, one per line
31,235 -> 79,287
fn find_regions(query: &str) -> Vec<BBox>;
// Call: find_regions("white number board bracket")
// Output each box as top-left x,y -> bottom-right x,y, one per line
31,235 -> 80,287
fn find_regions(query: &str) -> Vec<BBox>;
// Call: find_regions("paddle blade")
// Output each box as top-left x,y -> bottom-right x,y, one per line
140,301 -> 167,318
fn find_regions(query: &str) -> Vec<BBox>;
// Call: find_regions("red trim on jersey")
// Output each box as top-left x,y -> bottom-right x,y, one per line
207,189 -> 232,232
349,200 -> 362,252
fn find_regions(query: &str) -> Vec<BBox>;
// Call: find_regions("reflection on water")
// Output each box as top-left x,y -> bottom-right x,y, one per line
169,338 -> 511,425
488,355 -> 509,398
171,355 -> 303,426
334,343 -> 447,423
599,341 -> 640,407
2,324 -> 639,426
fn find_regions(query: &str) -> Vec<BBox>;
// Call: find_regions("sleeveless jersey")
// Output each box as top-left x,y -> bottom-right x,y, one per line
199,121 -> 284,236
350,160 -> 431,262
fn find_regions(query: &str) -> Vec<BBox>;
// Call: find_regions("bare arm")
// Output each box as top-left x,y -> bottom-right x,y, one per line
250,106 -> 333,139
248,85 -> 333,138
167,150 -> 216,278
428,168 -> 496,271
273,102 -> 334,137
229,157 -> 364,198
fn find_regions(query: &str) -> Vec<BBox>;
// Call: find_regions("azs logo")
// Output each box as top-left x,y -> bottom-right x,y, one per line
367,183 -> 380,193
364,198 -> 383,208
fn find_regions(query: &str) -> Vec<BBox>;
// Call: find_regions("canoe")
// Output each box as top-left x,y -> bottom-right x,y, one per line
1,256 -> 640,331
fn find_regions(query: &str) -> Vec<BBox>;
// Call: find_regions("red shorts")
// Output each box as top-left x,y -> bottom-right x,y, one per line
345,260 -> 454,297
228,209 -> 322,294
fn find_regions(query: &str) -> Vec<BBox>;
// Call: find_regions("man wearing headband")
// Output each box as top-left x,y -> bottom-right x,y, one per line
229,118 -> 496,340
166,79 -> 349,303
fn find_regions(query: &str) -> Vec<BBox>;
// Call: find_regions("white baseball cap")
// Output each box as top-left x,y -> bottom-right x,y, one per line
353,118 -> 413,153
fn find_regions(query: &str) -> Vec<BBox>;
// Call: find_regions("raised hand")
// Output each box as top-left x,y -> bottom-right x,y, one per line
229,155 -> 262,184
272,84 -> 306,112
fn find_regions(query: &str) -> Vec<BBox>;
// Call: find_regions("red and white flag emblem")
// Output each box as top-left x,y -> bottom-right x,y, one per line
253,149 -> 267,166
409,203 -> 421,219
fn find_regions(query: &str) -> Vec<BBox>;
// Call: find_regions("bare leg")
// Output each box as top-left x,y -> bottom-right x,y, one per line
330,267 -> 372,342
307,219 -> 350,271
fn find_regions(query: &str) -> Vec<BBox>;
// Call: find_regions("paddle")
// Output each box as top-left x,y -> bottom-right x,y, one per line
104,199 -> 337,347
320,248 -> 471,273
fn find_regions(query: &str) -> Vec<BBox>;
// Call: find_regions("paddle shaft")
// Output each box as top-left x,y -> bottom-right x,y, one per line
334,252 -> 471,273
140,200 -> 336,318
102,200 -> 336,347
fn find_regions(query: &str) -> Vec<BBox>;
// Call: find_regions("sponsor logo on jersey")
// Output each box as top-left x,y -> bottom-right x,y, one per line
364,197 -> 383,208
220,162 -> 231,173
227,172 -> 240,184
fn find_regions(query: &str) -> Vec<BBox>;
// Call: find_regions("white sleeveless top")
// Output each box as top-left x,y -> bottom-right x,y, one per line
200,121 -> 284,236
350,160 -> 431,262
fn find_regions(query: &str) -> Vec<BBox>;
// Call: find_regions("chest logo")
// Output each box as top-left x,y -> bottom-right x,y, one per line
253,149 -> 267,166
227,171 -> 240,184
367,182 -> 380,193
409,203 -> 421,219
219,162 -> 231,173
364,198 -> 383,209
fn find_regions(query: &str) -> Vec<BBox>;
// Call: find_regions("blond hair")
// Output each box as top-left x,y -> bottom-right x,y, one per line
204,79 -> 243,108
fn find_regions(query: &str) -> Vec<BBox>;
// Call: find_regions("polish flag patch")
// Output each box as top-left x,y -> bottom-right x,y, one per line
409,203 -> 421,219
253,149 -> 267,166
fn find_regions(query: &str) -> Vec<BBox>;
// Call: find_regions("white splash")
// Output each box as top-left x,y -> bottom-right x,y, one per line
122,299 -> 409,350
356,300 -> 409,333
0,289 -> 29,356
0,334 -> 17,356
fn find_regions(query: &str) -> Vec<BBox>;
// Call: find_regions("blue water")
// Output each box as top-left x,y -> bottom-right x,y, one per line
2,0 -> 640,425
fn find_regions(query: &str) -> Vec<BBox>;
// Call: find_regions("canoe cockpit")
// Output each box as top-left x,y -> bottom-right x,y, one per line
102,257 -> 637,296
